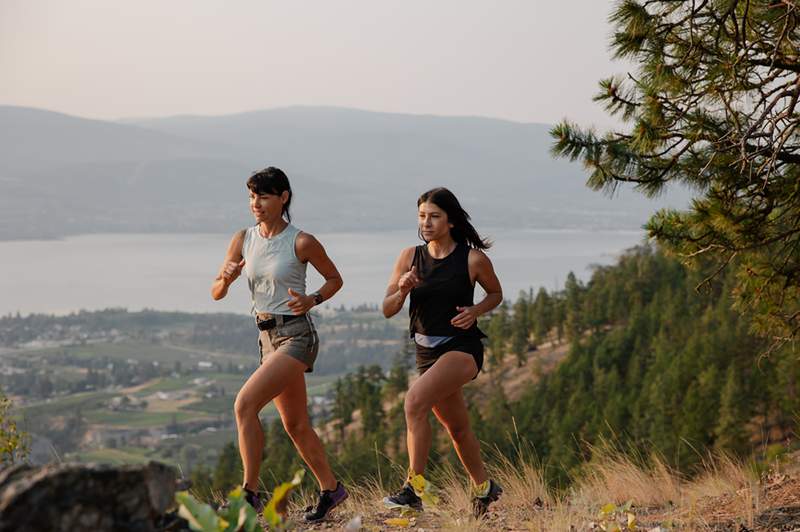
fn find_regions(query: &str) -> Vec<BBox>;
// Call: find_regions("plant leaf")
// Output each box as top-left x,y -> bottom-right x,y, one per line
175,491 -> 225,532
263,469 -> 306,529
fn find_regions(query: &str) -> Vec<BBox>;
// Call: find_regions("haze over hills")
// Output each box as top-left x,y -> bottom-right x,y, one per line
0,105 -> 692,240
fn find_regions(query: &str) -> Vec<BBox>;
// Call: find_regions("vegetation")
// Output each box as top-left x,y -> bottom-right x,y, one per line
176,470 -> 305,531
0,390 -> 28,464
552,0 -> 800,351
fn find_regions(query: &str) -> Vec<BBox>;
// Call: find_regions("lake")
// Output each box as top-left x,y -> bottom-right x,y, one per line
0,229 -> 647,316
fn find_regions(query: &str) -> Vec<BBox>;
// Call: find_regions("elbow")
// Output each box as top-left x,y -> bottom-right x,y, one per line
382,302 -> 397,319
210,286 -> 224,301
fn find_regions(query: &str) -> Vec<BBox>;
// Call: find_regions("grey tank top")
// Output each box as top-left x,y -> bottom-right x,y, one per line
242,224 -> 307,315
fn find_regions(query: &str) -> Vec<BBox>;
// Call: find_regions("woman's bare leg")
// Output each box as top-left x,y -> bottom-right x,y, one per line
404,351 -> 477,475
273,370 -> 338,491
234,352 -> 308,489
432,389 -> 488,485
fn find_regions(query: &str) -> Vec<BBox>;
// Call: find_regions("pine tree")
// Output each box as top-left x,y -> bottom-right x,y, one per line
551,0 -> 800,351
510,292 -> 531,367
486,301 -> 510,366
212,442 -> 241,493
715,366 -> 749,456
532,287 -> 553,344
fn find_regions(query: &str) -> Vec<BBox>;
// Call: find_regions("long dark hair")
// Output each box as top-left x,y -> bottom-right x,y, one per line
247,167 -> 292,222
417,187 -> 491,250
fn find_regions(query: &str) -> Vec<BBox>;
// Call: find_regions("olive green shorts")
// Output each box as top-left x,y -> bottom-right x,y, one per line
257,315 -> 319,372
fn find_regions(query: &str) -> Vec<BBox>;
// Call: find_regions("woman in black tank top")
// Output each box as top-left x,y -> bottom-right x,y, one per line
381,187 -> 504,517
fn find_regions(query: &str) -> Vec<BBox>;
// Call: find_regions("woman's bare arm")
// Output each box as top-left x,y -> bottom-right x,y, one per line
211,230 -> 246,301
382,246 -> 418,318
450,249 -> 503,329
287,232 -> 344,315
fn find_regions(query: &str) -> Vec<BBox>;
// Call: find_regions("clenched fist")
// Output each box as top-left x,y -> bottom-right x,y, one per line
287,288 -> 314,315
398,266 -> 421,295
221,259 -> 246,284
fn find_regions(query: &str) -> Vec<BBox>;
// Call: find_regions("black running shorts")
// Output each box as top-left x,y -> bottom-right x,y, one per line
415,335 -> 484,379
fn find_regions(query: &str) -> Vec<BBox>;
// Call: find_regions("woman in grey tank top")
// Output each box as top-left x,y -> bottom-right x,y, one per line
211,167 -> 348,522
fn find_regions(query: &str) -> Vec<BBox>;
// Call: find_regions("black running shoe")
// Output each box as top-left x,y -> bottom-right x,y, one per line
303,481 -> 348,522
243,488 -> 265,514
383,483 -> 423,511
472,479 -> 502,518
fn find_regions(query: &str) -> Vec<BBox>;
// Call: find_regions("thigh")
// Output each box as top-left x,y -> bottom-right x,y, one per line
273,369 -> 310,427
406,351 -> 478,410
432,388 -> 470,432
238,351 -> 308,412
270,317 -> 319,372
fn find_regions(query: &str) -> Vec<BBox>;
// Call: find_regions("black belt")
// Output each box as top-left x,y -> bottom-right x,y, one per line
256,313 -> 304,331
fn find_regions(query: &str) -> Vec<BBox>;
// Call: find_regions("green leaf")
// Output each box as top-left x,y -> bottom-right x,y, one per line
626,512 -> 637,530
176,491 -> 226,532
408,473 -> 439,507
218,487 -> 258,532
263,469 -> 305,530
599,502 -> 617,518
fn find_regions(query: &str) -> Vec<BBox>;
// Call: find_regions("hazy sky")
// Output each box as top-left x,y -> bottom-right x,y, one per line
1,0 -> 629,126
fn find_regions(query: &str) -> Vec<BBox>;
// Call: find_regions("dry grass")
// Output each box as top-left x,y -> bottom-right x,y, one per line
572,446 -> 683,508
192,449 -> 798,530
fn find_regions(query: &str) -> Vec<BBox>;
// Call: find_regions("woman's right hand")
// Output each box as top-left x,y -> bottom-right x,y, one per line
398,266 -> 420,294
221,259 -> 246,284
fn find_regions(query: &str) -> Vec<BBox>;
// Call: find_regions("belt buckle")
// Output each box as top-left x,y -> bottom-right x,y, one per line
256,314 -> 278,331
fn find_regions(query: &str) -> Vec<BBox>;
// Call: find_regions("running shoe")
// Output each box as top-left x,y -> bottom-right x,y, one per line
471,479 -> 502,518
303,481 -> 348,522
243,487 -> 265,514
382,482 -> 423,511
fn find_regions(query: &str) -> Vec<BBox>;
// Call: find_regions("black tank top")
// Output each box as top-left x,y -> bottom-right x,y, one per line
409,242 -> 486,339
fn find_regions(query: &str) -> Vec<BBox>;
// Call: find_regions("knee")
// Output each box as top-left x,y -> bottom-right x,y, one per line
234,393 -> 257,421
404,391 -> 429,421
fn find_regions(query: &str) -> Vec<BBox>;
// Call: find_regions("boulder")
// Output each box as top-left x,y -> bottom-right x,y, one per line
0,461 -> 178,532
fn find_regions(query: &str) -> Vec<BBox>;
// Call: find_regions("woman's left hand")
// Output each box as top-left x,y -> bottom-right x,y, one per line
287,288 -> 315,315
451,306 -> 479,329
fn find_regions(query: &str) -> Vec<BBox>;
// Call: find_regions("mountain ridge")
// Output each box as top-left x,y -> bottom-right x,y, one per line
0,105 -> 691,240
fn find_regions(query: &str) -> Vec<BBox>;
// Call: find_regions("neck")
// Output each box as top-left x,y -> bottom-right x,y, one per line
259,218 -> 288,238
427,236 -> 457,258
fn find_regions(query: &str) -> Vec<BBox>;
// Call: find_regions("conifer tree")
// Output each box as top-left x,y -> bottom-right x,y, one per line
532,287 -> 554,344
552,0 -> 800,350
511,292 -> 531,367
714,366 -> 749,456
212,442 -> 241,493
486,301 -> 510,366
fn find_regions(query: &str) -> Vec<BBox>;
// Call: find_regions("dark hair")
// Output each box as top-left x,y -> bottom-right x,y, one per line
247,167 -> 292,222
417,187 -> 491,250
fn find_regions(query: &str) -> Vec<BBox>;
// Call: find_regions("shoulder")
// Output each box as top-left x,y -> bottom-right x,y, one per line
399,245 -> 417,263
295,230 -> 320,249
467,247 -> 491,268
231,228 -> 247,247
224,229 -> 248,258
294,230 -> 325,262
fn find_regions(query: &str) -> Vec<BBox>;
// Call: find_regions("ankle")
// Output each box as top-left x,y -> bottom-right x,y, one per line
321,480 -> 340,492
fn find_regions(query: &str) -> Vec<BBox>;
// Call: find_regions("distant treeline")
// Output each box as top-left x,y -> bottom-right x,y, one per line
0,307 -> 405,376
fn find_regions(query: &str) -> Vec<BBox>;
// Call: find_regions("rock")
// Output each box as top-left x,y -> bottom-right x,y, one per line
0,461 -> 178,532
343,514 -> 362,531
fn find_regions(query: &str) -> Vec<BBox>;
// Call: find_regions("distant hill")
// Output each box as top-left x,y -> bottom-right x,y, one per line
0,105 -> 692,240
